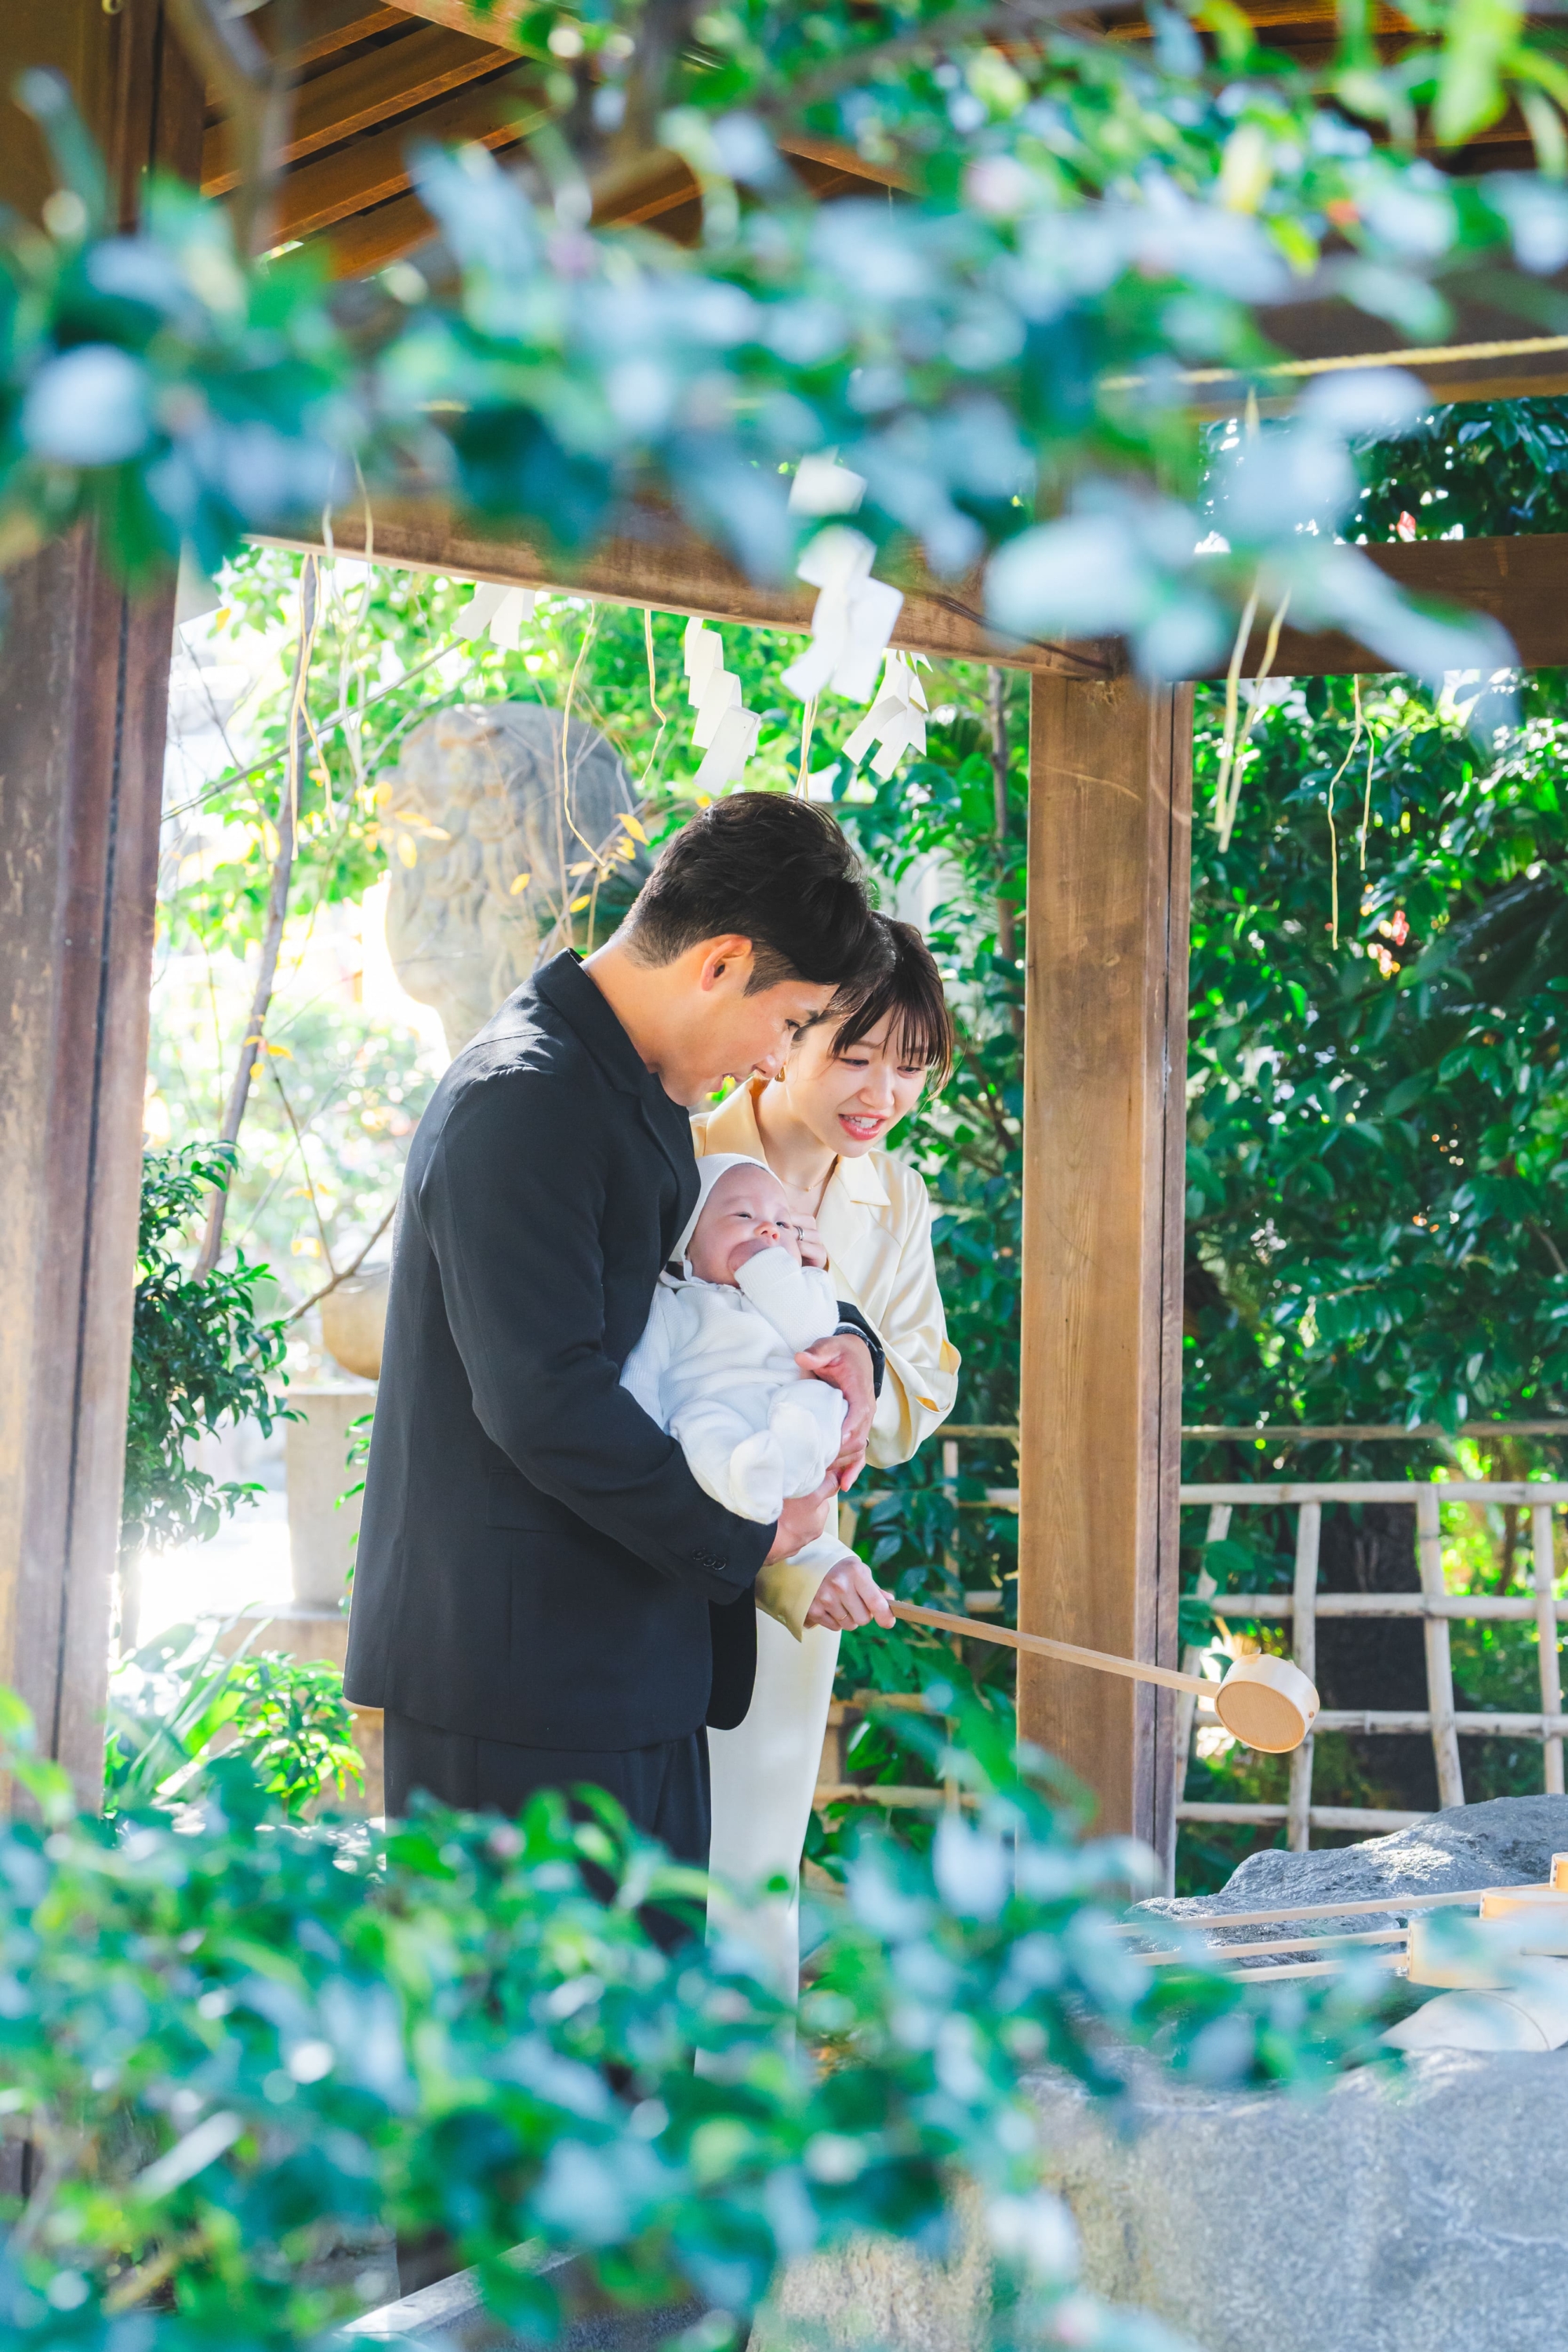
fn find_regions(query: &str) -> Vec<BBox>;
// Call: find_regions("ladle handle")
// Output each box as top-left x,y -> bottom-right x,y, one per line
891,1600 -> 1210,1700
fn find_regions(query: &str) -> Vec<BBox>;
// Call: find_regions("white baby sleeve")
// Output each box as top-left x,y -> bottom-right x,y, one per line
767,1375 -> 846,1497
673,1394 -> 785,1520
735,1249 -> 840,1353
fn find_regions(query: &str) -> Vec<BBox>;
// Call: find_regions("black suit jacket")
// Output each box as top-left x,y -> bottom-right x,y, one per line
344,953 -> 869,1751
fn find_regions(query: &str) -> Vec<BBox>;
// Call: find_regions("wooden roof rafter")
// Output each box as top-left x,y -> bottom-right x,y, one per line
192,0 -> 1568,413
258,500 -> 1568,686
198,1 -> 918,275
205,0 -> 1568,667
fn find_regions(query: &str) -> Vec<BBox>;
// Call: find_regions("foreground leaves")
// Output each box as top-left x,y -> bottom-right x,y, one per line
0,1693 -> 1396,2352
9,0 -> 1568,679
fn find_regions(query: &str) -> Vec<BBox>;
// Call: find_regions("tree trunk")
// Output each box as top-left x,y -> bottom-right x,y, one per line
194,553 -> 319,1277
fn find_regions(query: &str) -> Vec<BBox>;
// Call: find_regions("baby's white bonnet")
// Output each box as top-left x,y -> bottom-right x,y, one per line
674,1151 -> 774,1262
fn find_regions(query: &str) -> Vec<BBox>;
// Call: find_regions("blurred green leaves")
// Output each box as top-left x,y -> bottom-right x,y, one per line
0,1686 -> 1394,2352
9,2 -> 1568,677
124,1145 -> 290,1554
1184,656 -> 1568,1437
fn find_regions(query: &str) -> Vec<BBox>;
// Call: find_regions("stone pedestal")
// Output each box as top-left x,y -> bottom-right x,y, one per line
1034,2052 -> 1568,2352
285,1386 -> 371,1610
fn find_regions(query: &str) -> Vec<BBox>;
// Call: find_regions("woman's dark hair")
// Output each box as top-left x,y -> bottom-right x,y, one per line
622,792 -> 886,992
818,916 -> 955,1089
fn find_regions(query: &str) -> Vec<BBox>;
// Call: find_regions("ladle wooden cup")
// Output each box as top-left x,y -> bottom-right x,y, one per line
891,1602 -> 1319,1755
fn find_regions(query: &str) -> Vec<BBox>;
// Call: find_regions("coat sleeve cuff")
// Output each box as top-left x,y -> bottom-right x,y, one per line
833,1304 -> 884,1396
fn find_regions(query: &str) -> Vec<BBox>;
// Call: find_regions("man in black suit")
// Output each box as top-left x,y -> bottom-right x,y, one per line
344,793 -> 889,1863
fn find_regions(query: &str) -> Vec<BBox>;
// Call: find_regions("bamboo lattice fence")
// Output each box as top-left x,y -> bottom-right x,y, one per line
818,1426 -> 1568,1846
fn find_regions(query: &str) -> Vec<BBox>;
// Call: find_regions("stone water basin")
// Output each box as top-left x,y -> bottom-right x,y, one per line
1035,1794 -> 1568,2352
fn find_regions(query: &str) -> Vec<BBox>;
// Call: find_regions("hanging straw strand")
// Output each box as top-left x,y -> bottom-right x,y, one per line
1357,678 -> 1374,871
1322,677 -> 1367,953
797,693 -> 819,795
1211,585 -> 1259,848
1215,590 -> 1290,853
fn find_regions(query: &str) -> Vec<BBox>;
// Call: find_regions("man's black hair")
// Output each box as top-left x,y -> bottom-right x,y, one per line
622,791 -> 887,993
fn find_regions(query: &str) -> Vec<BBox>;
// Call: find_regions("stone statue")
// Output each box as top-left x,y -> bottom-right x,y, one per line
382,702 -> 641,1056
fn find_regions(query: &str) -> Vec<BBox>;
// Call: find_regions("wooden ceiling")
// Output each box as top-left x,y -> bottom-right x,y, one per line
208,0 -> 1568,405
212,0 -> 909,278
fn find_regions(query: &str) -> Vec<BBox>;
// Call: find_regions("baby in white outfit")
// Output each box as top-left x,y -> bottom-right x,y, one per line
621,1153 -> 884,1635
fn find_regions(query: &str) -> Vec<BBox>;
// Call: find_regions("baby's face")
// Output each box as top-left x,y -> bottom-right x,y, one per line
688,1163 -> 806,1286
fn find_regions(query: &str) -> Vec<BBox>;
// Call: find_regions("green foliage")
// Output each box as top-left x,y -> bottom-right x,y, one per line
123,1147 -> 290,1553
105,1622 -> 362,1820
1352,397 -> 1568,542
1185,667 -> 1568,1436
0,1686 -> 1394,2352
7,9 -> 1568,677
1175,398 -> 1568,1884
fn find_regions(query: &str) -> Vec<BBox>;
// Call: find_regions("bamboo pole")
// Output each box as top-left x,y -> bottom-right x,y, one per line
1174,1504 -> 1227,1801
1166,1593 -> 1568,1620
1183,1481 -> 1568,1504
1417,1486 -> 1465,1809
1287,1500 -> 1321,1853
1309,1710 -> 1568,1735
891,1601 -> 1213,1699
1176,1802 -> 1427,1831
1141,1926 -> 1405,1964
1534,1501 -> 1564,1797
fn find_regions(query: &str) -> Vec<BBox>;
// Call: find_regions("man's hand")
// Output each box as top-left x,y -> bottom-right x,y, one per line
764,1473 -> 838,1563
804,1555 -> 896,1632
796,1331 -> 874,1488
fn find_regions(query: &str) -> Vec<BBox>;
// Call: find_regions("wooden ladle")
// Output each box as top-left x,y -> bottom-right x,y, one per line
891,1601 -> 1319,1755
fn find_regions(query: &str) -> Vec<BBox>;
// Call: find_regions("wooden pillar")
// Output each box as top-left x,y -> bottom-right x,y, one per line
0,4 -> 201,1801
1017,676 -> 1193,1855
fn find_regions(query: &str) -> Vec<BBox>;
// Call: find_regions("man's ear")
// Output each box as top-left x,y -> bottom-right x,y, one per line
696,935 -> 754,992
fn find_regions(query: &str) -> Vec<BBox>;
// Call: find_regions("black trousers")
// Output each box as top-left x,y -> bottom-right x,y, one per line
384,1714 -> 710,2303
382,1709 -> 712,1865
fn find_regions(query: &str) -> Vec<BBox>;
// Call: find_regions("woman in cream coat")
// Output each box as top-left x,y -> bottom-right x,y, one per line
692,918 -> 959,1993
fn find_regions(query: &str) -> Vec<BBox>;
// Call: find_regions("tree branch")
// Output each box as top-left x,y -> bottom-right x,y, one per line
1531,1218 -> 1568,1278
268,1062 -> 336,1279
284,1196 -> 399,1328
196,554 -> 319,1279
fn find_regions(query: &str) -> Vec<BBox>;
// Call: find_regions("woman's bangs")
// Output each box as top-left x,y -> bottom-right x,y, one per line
889,999 -> 951,1083
815,919 -> 955,1091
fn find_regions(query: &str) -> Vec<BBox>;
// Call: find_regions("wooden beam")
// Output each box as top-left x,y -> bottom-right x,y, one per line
260,503 -> 1123,674
1,0 -> 202,1806
263,2 -> 412,72
266,502 -> 1568,684
1216,532 -> 1568,677
367,0 -> 527,34
1184,296 -> 1568,410
1018,677 -> 1192,1852
274,65 -> 534,243
586,138 -> 909,238
202,22 -> 507,193
776,132 -> 913,193
319,185 -> 439,276
589,147 -> 699,231
1111,1 -> 1415,30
